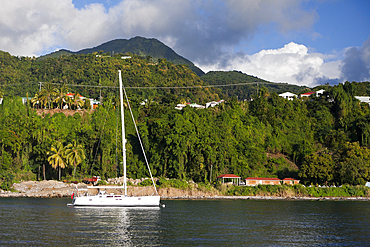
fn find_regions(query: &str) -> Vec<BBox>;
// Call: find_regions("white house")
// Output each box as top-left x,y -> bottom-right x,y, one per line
278,92 -> 297,101
316,89 -> 325,97
175,104 -> 187,110
189,103 -> 205,109
205,100 -> 225,108
355,96 -> 370,105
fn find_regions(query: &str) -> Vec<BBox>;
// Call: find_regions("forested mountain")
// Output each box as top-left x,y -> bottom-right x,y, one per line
39,36 -> 204,76
201,71 -> 307,99
0,50 -> 219,102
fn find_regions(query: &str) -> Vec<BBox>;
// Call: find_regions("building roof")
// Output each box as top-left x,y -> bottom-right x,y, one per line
217,174 -> 241,178
245,177 -> 280,180
282,178 -> 299,181
355,96 -> 370,104
278,92 -> 297,97
301,92 -> 315,97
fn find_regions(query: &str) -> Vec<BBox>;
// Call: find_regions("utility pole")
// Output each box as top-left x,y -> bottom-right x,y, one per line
39,82 -> 42,92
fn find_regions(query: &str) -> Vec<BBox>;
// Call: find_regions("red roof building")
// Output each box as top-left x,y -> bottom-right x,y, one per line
300,92 -> 315,97
282,178 -> 300,185
245,177 -> 281,186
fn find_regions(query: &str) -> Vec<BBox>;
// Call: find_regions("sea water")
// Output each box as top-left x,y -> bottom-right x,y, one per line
1,197 -> 369,246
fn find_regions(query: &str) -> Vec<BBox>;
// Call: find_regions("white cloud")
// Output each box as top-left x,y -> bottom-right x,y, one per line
340,35 -> 370,82
200,42 -> 342,87
0,0 -> 316,59
4,0 -> 363,86
0,0 -> 76,56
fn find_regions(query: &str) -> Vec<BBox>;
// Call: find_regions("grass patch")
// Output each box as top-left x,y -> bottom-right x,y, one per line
225,184 -> 370,197
156,178 -> 190,190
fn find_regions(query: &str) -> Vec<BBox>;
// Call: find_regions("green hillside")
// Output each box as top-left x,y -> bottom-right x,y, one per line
0,50 -> 219,102
39,36 -> 204,77
201,71 -> 307,99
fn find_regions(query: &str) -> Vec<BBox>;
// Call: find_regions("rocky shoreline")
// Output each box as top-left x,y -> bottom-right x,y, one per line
1,180 -> 370,201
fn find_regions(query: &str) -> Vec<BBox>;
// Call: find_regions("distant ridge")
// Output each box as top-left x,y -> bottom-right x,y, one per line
201,70 -> 306,99
39,36 -> 204,76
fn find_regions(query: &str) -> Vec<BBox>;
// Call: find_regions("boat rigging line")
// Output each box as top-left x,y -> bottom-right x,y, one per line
121,75 -> 159,195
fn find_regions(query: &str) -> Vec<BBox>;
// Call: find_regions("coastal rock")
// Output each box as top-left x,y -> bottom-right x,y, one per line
6,180 -> 80,198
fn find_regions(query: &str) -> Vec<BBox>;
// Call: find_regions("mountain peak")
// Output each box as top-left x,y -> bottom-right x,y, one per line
41,37 -> 204,76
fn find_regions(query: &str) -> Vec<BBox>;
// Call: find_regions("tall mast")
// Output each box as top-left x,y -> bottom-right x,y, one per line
118,70 -> 127,196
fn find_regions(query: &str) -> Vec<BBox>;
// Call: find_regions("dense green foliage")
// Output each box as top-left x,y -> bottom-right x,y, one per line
0,50 -> 217,102
2,80 -> 370,190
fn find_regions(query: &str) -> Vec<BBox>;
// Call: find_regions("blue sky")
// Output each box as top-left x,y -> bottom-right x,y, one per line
231,0 -> 370,55
1,0 -> 369,87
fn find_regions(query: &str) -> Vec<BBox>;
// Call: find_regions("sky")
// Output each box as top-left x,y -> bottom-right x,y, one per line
1,0 -> 370,87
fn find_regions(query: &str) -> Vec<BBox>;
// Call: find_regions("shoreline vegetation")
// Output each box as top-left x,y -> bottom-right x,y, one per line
1,179 -> 370,201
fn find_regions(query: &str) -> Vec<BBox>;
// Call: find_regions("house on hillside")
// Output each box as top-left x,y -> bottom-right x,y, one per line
175,103 -> 187,110
300,91 -> 316,98
188,103 -> 205,109
316,89 -> 325,97
175,100 -> 225,110
278,92 -> 297,101
66,93 -> 100,109
282,178 -> 300,185
355,96 -> 370,105
205,100 -> 225,108
21,97 -> 33,105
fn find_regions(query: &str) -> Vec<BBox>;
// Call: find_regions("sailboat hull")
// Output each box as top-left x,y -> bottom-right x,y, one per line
70,195 -> 161,207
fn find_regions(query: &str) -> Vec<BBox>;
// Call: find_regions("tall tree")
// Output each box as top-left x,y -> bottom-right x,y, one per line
336,142 -> 370,185
40,82 -> 57,109
47,141 -> 67,180
65,140 -> 86,178
54,84 -> 69,109
71,94 -> 84,110
299,151 -> 334,185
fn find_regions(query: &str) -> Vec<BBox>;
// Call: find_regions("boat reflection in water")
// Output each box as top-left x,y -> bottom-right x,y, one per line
71,206 -> 161,246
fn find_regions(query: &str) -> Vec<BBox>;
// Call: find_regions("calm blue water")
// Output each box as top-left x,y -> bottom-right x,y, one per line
0,198 -> 369,246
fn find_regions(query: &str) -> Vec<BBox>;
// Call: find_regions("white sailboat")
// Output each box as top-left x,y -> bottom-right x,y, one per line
68,70 -> 160,207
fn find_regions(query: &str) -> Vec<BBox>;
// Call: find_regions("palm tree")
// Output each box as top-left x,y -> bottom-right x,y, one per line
65,140 -> 86,178
40,82 -> 57,109
71,94 -> 84,110
54,84 -> 69,109
31,92 -> 43,109
65,95 -> 73,109
47,141 -> 67,180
